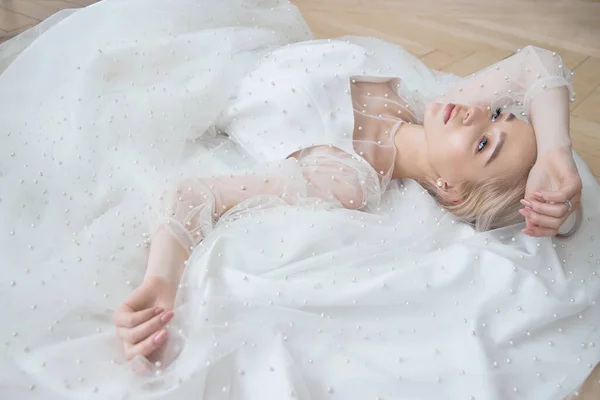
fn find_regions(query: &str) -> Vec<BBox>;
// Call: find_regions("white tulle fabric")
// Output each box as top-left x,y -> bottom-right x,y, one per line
158,146 -> 373,252
0,1 -> 598,400
438,45 -> 576,119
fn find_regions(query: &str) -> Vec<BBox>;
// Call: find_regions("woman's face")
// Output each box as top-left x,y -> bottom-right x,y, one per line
422,103 -> 537,186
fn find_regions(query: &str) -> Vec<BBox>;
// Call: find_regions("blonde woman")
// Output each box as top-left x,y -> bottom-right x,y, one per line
1,0 -> 597,399
114,43 -> 582,360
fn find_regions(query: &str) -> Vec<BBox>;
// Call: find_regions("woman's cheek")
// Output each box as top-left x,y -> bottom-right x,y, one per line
424,103 -> 438,124
434,143 -> 464,175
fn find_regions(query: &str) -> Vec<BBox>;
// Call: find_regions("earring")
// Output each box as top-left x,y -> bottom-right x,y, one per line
436,178 -> 445,189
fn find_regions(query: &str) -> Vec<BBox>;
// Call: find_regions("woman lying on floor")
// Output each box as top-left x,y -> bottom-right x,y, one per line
116,40 -> 583,363
0,0 -> 597,399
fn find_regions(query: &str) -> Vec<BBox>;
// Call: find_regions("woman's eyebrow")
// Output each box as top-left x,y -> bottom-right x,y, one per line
486,131 -> 506,167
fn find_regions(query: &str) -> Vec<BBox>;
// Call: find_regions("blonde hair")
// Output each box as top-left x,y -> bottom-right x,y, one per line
419,170 -> 581,238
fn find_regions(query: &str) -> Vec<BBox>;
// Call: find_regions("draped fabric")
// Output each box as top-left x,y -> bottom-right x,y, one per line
0,1 -> 597,399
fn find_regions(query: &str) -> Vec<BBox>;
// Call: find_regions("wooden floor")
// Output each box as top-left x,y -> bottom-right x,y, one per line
0,0 -> 599,396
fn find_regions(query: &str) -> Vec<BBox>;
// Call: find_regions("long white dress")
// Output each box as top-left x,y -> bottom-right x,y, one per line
0,1 -> 598,400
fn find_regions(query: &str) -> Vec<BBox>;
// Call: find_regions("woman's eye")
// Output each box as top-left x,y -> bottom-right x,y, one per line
491,108 -> 502,121
478,137 -> 488,152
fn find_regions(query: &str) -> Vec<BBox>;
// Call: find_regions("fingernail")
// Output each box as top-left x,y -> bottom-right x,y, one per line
160,311 -> 174,324
522,229 -> 532,236
520,199 -> 532,208
154,307 -> 164,315
519,208 -> 530,217
153,330 -> 167,344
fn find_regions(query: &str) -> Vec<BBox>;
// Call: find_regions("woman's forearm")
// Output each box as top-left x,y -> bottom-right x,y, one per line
144,226 -> 189,283
529,86 -> 572,154
146,146 -> 374,285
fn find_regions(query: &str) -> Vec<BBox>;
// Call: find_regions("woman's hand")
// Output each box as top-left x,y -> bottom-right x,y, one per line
521,146 -> 582,237
113,276 -> 179,361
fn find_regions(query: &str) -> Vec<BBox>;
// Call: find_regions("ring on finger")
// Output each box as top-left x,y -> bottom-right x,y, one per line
565,199 -> 573,212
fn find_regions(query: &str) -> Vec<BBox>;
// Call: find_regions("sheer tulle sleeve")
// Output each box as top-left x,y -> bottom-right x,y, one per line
155,146 -> 378,253
438,45 -> 575,121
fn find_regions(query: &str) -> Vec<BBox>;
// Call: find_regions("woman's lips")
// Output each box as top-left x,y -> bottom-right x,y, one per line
443,103 -> 456,125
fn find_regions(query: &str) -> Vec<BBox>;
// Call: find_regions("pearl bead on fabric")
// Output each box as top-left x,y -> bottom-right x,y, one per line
0,3 -> 593,400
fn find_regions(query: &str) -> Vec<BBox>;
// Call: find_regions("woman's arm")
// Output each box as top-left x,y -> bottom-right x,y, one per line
529,85 -> 571,153
439,45 -> 575,151
439,46 -> 582,237
115,146 -> 374,361
155,146 -> 371,263
144,226 -> 189,283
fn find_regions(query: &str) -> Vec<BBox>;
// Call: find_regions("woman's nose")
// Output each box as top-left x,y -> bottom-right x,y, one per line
461,106 -> 482,125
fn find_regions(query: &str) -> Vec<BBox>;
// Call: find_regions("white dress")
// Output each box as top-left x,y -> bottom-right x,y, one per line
0,1 -> 598,400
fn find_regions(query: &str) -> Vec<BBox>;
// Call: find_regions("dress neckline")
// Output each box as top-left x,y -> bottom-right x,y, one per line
344,76 -> 410,192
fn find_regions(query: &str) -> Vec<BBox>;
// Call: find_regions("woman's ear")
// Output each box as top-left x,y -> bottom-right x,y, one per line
437,181 -> 463,205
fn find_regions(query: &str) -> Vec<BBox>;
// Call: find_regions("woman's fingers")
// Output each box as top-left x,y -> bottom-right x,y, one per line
522,225 -> 558,238
131,357 -> 153,376
520,199 -> 568,218
114,307 -> 163,329
118,311 -> 174,345
519,207 -> 566,238
534,180 -> 581,204
520,208 -> 563,230
522,217 -> 557,237
124,329 -> 169,361
520,189 -> 581,237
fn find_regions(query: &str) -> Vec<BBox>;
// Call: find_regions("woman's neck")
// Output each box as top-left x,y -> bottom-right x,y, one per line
392,122 -> 435,181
